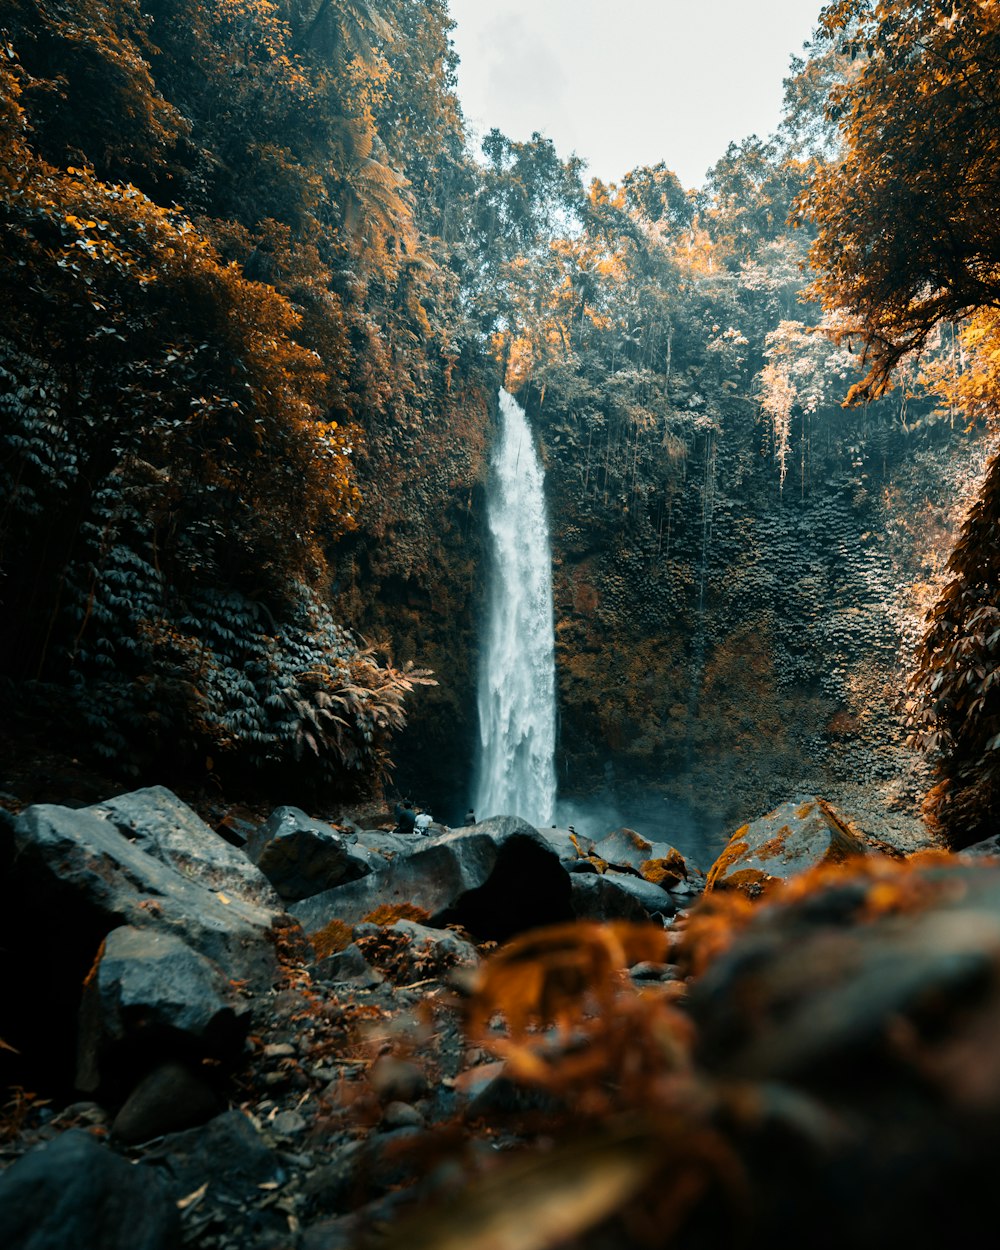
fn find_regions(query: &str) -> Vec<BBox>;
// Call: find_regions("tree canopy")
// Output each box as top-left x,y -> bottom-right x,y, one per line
802,0 -> 1000,403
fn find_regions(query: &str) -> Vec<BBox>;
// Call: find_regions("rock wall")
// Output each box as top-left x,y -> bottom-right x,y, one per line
330,380 -> 497,822
528,384 -> 984,832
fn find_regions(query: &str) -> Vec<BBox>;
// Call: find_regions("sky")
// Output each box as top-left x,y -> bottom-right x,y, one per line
447,0 -> 823,190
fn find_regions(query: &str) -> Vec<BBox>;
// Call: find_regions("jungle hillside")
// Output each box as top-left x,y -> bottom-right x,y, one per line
2,0 -> 999,850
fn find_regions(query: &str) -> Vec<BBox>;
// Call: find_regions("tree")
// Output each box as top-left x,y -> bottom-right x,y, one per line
801,0 -> 1000,845
801,0 -> 1000,403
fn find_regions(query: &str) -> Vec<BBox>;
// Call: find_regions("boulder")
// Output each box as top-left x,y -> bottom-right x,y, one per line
76,925 -> 252,1092
705,796 -> 867,899
142,1109 -> 283,1204
684,859 -> 1000,1247
110,1060 -> 221,1145
3,790 -> 284,1087
0,1129 -> 179,1250
92,786 -> 281,910
531,825 -> 597,863
353,830 -> 422,861
569,873 -> 649,923
290,818 -> 574,942
11,795 -> 283,980
959,833 -> 1000,860
593,827 -> 682,876
246,805 -> 372,901
569,870 -> 680,922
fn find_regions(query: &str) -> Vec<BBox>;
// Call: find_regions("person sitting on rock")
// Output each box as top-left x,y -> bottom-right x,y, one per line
464,808 -> 476,826
414,811 -> 433,834
394,799 -> 416,834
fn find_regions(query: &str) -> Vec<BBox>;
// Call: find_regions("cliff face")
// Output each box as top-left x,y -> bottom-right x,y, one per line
330,382 -> 497,823
531,387 -> 981,830
343,369 -> 978,837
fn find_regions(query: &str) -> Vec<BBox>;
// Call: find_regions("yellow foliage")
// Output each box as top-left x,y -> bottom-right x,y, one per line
311,918 -> 353,960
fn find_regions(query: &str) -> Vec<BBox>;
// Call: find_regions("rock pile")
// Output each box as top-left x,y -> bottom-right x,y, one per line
5,785 -> 997,1250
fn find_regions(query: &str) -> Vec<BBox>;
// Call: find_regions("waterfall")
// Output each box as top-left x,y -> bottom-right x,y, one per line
473,388 -> 557,825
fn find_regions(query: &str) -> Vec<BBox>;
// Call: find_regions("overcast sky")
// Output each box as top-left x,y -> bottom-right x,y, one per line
447,0 -> 823,190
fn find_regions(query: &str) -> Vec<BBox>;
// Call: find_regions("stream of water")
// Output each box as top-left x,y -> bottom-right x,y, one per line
472,388 -> 557,825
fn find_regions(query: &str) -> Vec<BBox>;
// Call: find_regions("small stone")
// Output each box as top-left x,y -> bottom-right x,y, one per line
381,1102 -> 424,1130
369,1057 -> 428,1104
630,961 -> 679,982
270,1109 -> 306,1136
263,1042 -> 297,1059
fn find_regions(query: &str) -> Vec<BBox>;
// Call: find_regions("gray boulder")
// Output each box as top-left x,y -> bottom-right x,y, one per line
291,817 -> 574,942
246,805 -> 372,901
12,794 -> 282,982
76,925 -> 252,1091
569,872 -> 655,923
705,795 -> 868,899
353,829 -> 424,860
4,789 -> 285,1089
0,1129 -> 179,1250
593,827 -> 680,875
959,833 -> 1000,859
531,825 -> 596,863
92,786 -> 282,910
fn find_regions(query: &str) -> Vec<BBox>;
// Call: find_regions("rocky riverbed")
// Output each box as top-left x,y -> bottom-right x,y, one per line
4,784 -> 1000,1250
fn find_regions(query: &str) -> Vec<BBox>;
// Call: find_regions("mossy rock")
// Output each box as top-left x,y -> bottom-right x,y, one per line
706,796 -> 867,899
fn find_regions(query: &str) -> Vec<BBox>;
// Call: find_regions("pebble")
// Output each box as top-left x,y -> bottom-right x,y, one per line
270,1110 -> 307,1136
369,1057 -> 428,1104
264,1043 -> 298,1059
380,1102 -> 424,1130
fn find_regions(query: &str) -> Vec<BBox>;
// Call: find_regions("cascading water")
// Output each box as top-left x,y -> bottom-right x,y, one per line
473,388 -> 557,825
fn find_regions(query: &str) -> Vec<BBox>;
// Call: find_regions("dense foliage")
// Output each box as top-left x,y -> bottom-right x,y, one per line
800,0 -> 1000,845
1,0 -> 991,828
0,0 -> 457,791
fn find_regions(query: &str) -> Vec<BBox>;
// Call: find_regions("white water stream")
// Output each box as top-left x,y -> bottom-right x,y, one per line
472,388 -> 557,825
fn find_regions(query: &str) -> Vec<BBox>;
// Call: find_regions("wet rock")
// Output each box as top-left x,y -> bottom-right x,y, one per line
111,1060 -> 221,1145
290,818 -> 574,942
705,796 -> 868,899
0,1128 -> 179,1250
246,806 -> 372,902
